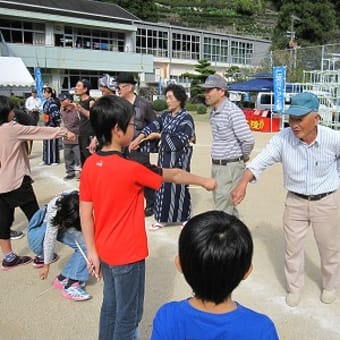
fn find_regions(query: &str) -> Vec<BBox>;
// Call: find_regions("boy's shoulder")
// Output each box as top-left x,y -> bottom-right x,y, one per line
83,151 -> 162,175
155,301 -> 277,328
153,300 -> 278,340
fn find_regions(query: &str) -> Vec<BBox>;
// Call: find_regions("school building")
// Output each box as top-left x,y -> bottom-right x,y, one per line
0,0 -> 271,95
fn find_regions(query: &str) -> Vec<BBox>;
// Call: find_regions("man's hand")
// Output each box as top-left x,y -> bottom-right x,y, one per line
65,131 -> 76,142
231,184 -> 247,205
88,136 -> 98,154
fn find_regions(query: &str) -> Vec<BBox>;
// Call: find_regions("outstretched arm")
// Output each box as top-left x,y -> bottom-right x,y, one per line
129,133 -> 146,151
162,168 -> 216,191
231,169 -> 255,205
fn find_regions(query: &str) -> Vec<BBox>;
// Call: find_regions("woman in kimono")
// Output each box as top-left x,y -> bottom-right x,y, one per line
42,87 -> 61,165
130,84 -> 195,229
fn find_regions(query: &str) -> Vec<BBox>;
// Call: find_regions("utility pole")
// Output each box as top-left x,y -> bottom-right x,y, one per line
287,14 -> 301,71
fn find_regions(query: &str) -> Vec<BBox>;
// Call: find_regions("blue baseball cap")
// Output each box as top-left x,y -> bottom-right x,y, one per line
283,92 -> 319,116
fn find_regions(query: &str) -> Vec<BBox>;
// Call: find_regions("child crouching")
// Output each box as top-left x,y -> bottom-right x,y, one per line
28,190 -> 91,301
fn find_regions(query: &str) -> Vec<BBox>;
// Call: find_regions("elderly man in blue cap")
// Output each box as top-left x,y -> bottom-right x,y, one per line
232,92 -> 340,307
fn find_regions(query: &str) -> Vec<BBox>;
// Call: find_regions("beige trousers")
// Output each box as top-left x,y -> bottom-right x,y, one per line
212,160 -> 245,217
283,191 -> 340,293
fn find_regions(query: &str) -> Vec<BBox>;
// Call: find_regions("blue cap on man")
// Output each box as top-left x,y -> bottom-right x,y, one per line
283,92 -> 320,116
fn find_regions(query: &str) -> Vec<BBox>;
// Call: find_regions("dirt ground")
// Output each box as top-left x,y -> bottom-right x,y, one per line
0,120 -> 339,339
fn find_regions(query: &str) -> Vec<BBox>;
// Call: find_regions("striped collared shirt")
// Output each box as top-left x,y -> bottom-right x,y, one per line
210,98 -> 255,160
247,125 -> 340,195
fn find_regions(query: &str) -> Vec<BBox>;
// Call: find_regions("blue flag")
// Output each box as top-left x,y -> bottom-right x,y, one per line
34,67 -> 44,101
273,66 -> 286,113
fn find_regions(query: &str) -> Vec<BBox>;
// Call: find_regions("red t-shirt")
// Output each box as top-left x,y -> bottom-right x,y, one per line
79,151 -> 162,265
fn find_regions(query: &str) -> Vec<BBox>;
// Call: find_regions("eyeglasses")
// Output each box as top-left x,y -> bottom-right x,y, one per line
117,84 -> 130,91
128,122 -> 136,127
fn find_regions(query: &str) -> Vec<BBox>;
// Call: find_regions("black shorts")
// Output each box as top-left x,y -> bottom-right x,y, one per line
0,176 -> 39,239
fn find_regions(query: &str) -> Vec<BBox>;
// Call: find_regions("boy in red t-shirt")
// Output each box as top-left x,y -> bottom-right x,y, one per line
79,96 -> 216,340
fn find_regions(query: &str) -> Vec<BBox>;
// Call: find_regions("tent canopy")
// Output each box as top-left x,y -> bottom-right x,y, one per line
0,57 -> 35,87
229,75 -> 294,93
229,78 -> 273,92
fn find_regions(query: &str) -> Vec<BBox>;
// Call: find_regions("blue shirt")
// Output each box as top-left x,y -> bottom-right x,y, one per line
151,299 -> 279,340
247,125 -> 340,195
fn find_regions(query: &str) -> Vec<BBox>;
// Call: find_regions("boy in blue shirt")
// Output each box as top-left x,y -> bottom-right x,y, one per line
151,210 -> 279,340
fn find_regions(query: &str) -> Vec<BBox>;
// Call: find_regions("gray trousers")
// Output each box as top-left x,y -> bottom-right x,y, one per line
64,144 -> 81,175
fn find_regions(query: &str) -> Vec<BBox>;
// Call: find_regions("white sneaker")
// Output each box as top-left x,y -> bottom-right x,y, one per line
286,292 -> 301,307
321,289 -> 336,304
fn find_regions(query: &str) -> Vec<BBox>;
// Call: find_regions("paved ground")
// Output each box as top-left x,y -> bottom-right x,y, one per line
1,120 -> 339,339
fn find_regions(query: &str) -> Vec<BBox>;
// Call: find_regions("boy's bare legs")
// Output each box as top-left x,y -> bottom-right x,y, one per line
0,239 -> 12,254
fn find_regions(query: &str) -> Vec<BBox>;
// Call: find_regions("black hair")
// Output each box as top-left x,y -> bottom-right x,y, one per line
0,95 -> 14,125
43,87 -> 53,95
90,95 -> 134,146
52,191 -> 81,231
179,210 -> 253,304
164,84 -> 187,109
79,79 -> 91,95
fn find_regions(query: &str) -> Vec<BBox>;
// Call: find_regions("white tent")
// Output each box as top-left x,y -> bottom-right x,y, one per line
0,57 -> 35,87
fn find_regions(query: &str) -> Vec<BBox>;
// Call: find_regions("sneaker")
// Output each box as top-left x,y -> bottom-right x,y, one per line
286,292 -> 302,307
32,253 -> 59,268
53,276 -> 86,289
64,174 -> 75,180
1,254 -> 32,271
10,229 -> 24,240
53,276 -> 69,290
61,282 -> 91,301
321,288 -> 337,304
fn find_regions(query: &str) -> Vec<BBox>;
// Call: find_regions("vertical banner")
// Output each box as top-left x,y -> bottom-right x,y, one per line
34,67 -> 44,101
273,66 -> 286,113
158,76 -> 162,97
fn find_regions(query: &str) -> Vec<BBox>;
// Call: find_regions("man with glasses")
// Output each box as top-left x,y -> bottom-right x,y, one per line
116,73 -> 158,217
232,92 -> 340,307
199,74 -> 254,217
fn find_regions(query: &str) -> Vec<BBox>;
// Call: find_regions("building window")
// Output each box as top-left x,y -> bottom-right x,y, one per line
54,26 -> 125,51
171,32 -> 200,60
0,19 -> 44,45
136,28 -> 168,57
231,41 -> 253,64
203,37 -> 228,63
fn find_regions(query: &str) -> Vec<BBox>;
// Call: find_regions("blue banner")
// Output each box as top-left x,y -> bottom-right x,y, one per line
273,66 -> 286,113
158,76 -> 162,96
34,67 -> 44,101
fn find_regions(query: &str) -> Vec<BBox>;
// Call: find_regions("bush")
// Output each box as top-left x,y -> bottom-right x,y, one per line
10,95 -> 25,109
185,103 -> 198,112
196,103 -> 208,115
152,99 -> 167,112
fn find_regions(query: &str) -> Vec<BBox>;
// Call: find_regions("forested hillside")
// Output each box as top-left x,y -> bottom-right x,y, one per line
99,0 -> 340,48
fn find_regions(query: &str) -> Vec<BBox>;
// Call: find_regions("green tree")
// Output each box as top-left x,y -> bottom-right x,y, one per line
99,0 -> 159,21
181,59 -> 215,103
272,0 -> 337,49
